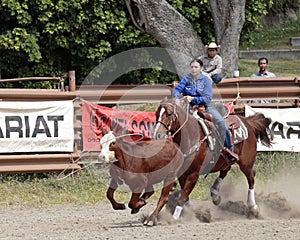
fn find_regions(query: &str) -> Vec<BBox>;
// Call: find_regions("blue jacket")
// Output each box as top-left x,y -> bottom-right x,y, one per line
173,72 -> 212,106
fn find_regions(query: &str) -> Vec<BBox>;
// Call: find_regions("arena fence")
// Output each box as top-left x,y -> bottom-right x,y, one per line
0,74 -> 298,174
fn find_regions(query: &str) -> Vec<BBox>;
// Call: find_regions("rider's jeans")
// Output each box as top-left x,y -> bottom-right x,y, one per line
206,105 -> 233,151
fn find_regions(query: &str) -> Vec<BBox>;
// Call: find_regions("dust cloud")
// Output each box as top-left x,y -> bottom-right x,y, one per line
160,165 -> 300,225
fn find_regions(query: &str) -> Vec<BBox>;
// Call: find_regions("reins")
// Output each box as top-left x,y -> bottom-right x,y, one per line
161,100 -> 220,158
171,102 -> 189,138
160,101 -> 189,139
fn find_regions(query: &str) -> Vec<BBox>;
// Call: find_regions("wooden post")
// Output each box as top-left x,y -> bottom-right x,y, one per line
68,70 -> 76,92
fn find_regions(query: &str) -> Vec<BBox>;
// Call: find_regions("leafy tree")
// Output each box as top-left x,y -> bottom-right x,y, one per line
1,0 -> 296,86
0,0 -> 155,86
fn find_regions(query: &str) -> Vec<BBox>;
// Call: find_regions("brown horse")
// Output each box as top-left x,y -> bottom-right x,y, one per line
98,131 -> 184,226
153,98 -> 273,219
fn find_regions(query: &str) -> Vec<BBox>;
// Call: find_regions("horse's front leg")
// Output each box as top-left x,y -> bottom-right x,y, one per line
107,179 -> 126,210
144,179 -> 175,226
172,172 -> 199,220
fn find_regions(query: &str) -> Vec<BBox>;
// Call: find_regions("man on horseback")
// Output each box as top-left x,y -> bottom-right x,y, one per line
173,58 -> 239,164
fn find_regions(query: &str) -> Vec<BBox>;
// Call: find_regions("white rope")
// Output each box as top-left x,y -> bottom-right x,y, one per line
232,83 -> 241,103
56,151 -> 93,181
56,132 -> 146,181
114,132 -> 145,142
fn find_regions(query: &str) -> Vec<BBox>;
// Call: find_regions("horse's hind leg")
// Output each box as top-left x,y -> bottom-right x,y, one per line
210,168 -> 230,205
239,164 -> 259,216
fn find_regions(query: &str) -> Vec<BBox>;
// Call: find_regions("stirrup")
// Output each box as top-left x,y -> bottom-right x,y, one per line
222,148 -> 239,164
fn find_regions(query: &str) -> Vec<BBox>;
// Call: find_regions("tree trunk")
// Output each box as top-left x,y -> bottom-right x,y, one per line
125,0 -> 203,77
210,0 -> 246,78
125,0 -> 246,78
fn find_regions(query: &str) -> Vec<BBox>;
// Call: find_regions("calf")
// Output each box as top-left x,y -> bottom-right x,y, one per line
99,131 -> 184,226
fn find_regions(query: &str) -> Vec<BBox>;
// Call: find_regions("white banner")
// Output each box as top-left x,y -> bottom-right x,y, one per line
0,101 -> 74,153
245,105 -> 300,152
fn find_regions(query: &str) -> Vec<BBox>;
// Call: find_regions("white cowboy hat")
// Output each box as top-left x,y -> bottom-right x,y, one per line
205,42 -> 221,53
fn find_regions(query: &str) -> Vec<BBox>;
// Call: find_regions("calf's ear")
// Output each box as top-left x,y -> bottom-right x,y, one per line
102,128 -> 108,136
109,141 -> 117,151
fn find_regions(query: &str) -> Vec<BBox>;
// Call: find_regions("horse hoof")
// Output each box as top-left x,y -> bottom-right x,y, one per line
212,195 -> 221,205
113,203 -> 126,210
143,220 -> 154,226
248,204 -> 260,218
143,217 -> 156,226
131,208 -> 140,214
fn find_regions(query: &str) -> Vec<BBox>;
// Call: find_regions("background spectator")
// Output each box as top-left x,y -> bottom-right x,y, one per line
197,42 -> 222,84
250,57 -> 279,104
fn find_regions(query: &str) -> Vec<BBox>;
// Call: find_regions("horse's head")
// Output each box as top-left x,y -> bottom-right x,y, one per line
153,99 -> 180,140
98,131 -> 117,163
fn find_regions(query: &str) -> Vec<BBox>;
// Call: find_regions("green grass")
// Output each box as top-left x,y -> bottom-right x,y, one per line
0,152 -> 299,208
0,170 -> 109,208
0,17 -> 300,209
238,15 -> 300,77
238,58 -> 300,77
240,17 -> 300,50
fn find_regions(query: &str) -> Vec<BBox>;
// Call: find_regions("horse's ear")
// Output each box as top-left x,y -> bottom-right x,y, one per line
160,96 -> 168,104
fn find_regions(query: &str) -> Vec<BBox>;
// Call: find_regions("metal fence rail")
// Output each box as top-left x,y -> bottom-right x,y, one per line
0,154 -> 80,173
0,76 -> 298,174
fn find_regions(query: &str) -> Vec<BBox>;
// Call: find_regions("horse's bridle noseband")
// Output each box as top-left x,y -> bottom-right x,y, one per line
154,102 -> 180,139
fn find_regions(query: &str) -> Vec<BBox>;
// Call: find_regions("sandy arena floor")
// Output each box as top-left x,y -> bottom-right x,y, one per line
1,170 -> 300,240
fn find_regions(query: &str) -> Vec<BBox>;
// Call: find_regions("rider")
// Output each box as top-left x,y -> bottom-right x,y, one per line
173,58 -> 238,164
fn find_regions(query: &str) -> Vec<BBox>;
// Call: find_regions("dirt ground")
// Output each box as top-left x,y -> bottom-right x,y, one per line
1,171 -> 300,240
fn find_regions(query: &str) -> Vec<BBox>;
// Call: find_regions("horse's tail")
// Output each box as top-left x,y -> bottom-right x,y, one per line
246,113 -> 273,147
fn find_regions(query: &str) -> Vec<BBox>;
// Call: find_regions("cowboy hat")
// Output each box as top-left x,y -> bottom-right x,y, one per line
205,42 -> 221,53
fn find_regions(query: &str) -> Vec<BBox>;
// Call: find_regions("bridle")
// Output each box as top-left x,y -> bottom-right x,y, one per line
154,102 -> 189,139
154,101 -> 207,158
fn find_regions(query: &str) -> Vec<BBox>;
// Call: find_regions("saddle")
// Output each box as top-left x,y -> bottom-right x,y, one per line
196,105 -> 241,129
226,115 -> 241,129
195,105 -> 247,146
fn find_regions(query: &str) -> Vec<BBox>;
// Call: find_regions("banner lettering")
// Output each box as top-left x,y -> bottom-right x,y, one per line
82,101 -> 156,151
0,101 -> 74,153
245,105 -> 300,152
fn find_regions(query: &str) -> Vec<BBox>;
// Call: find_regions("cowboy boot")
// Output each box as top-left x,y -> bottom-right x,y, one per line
222,147 -> 239,164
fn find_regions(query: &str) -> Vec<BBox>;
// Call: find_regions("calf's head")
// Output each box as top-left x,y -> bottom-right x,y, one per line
98,131 -> 117,163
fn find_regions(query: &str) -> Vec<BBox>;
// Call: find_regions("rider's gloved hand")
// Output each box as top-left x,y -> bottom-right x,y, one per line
184,96 -> 194,103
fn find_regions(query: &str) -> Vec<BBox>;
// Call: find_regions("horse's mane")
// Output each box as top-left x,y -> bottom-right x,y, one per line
164,99 -> 199,127
244,113 -> 273,147
157,98 -> 201,143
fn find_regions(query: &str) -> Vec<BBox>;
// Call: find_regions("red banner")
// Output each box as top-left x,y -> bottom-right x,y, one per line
82,101 -> 156,151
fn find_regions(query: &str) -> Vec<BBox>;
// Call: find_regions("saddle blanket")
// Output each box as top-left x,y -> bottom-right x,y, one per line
233,119 -> 248,144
